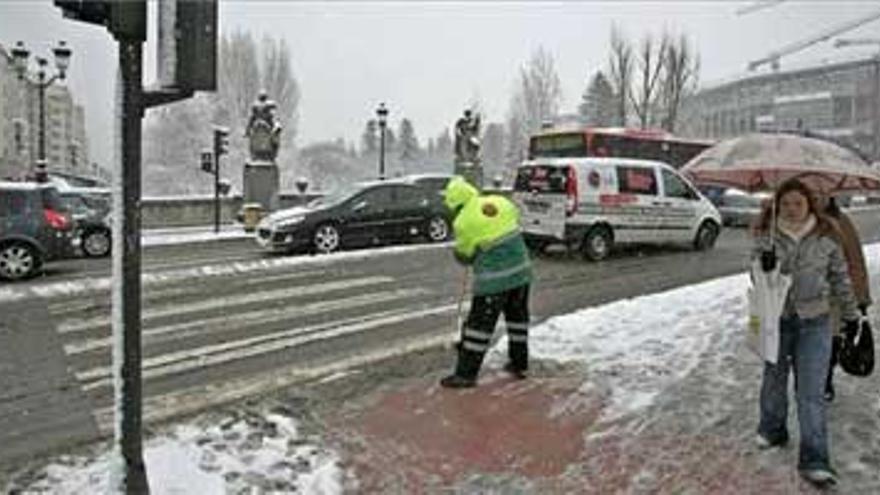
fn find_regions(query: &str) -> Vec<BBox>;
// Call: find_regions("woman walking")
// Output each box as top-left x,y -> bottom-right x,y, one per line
751,179 -> 860,488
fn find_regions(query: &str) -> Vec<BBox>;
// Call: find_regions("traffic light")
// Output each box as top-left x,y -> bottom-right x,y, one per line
54,0 -> 146,41
213,126 -> 229,157
200,150 -> 213,173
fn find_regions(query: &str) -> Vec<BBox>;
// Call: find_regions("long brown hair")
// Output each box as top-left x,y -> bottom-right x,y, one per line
751,178 -> 836,237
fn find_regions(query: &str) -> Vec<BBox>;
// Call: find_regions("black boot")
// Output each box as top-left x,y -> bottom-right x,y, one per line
503,361 -> 527,379
440,349 -> 484,389
440,375 -> 476,388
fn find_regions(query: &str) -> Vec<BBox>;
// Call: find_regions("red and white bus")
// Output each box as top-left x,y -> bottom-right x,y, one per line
528,127 -> 714,169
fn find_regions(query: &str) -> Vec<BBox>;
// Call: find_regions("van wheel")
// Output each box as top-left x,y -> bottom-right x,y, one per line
694,221 -> 719,251
581,227 -> 613,261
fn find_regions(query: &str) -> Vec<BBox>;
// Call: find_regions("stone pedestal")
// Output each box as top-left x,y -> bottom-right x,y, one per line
243,160 -> 280,211
454,161 -> 483,189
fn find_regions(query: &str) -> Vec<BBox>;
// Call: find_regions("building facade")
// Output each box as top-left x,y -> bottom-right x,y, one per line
684,56 -> 880,161
0,43 -> 90,180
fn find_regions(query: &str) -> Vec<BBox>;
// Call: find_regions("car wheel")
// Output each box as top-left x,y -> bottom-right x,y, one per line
427,216 -> 449,242
694,221 -> 720,251
581,226 -> 613,261
0,242 -> 40,281
313,223 -> 341,253
82,228 -> 111,258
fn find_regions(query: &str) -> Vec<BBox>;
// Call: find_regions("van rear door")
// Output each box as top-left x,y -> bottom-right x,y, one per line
512,165 -> 568,240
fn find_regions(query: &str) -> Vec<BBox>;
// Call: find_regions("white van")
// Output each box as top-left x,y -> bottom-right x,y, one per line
511,157 -> 722,260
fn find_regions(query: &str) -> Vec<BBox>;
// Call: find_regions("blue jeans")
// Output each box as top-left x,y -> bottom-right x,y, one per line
758,314 -> 833,471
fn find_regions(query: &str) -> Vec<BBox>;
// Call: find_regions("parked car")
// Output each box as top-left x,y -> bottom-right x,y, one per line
59,191 -> 111,257
0,181 -> 75,280
715,188 -> 770,228
512,157 -> 722,260
255,180 -> 450,254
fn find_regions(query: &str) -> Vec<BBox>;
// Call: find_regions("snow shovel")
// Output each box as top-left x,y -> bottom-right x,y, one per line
451,268 -> 470,351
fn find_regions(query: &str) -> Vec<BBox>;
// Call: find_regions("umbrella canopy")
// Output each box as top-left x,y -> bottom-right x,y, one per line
682,133 -> 880,193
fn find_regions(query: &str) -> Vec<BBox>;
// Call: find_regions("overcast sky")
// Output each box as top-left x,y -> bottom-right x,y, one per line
2,1 -> 880,169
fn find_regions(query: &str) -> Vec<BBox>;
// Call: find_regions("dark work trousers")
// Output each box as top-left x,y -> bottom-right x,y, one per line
454,284 -> 530,380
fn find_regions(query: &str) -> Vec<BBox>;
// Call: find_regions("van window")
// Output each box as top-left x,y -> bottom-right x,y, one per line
616,166 -> 658,196
514,166 -> 568,193
661,169 -> 697,200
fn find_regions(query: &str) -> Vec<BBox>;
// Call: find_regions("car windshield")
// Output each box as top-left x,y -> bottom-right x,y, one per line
61,195 -> 91,214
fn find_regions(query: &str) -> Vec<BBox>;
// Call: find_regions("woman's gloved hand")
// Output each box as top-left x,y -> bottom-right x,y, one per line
760,249 -> 777,272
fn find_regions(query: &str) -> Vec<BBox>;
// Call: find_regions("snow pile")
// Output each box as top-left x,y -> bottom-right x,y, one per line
10,408 -> 343,494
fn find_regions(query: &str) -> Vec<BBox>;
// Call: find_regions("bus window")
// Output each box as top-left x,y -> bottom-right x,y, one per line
529,133 -> 587,159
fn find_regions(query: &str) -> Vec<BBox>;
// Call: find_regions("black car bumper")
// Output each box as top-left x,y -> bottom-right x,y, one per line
256,226 -> 312,252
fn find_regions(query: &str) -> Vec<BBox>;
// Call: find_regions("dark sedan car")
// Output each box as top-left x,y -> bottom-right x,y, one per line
256,181 -> 451,254
59,192 -> 111,257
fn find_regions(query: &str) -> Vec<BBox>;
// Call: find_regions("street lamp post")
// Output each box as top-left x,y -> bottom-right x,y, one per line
10,41 -> 72,180
834,38 -> 880,162
376,102 -> 388,180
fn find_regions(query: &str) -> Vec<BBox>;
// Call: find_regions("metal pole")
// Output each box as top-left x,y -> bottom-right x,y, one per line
37,67 -> 46,165
873,52 -> 879,161
214,147 -> 220,234
112,38 -> 149,494
379,123 -> 386,180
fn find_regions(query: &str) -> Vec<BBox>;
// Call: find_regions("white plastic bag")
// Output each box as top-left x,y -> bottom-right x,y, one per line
746,259 -> 792,364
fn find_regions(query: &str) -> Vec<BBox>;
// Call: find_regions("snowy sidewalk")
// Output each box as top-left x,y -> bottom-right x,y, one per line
7,245 -> 880,493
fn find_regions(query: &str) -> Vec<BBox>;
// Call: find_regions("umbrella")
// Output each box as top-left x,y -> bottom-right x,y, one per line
683,134 -> 876,357
681,133 -> 880,194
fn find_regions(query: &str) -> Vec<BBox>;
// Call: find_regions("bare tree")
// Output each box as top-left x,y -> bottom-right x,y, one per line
659,34 -> 700,133
608,25 -> 634,127
505,47 -> 562,166
629,33 -> 668,129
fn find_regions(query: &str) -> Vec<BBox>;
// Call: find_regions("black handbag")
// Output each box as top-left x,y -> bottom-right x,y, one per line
839,318 -> 875,377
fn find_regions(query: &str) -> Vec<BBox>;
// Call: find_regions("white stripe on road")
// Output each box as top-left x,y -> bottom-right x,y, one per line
91,329 -> 460,434
48,268 -> 329,317
57,276 -> 393,334
77,303 -> 462,390
64,288 -> 430,355
0,243 -> 449,303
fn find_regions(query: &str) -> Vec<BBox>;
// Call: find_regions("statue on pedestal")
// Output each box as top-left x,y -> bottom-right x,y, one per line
246,90 -> 283,162
454,109 -> 481,165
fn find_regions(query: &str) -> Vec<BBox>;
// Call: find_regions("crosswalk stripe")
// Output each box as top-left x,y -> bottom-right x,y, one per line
48,268 -> 330,317
57,275 -> 393,334
91,329 -> 460,434
77,303 -> 462,390
63,287 -> 430,355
